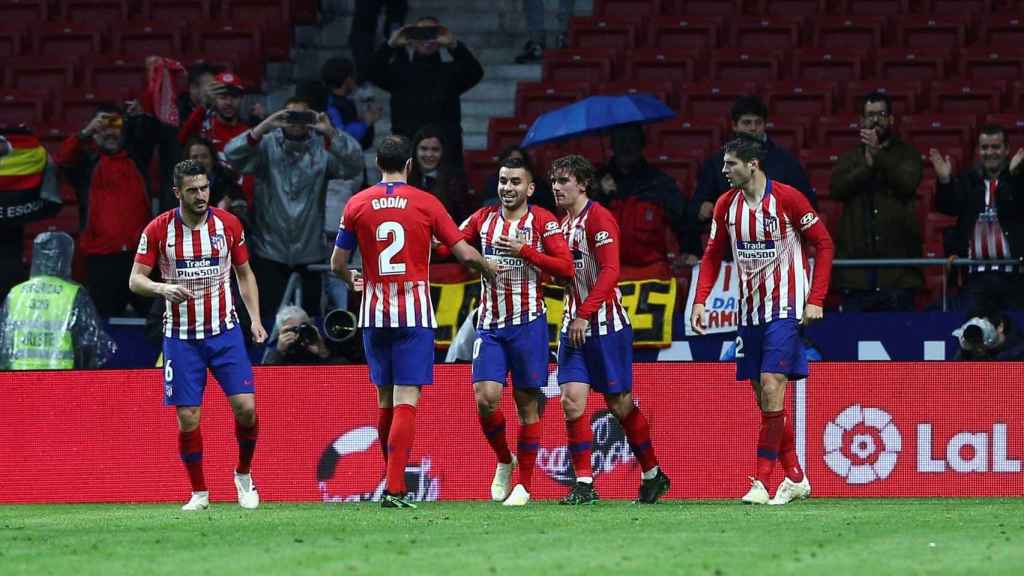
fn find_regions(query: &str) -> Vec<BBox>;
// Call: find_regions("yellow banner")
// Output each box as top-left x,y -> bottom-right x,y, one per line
431,278 -> 677,348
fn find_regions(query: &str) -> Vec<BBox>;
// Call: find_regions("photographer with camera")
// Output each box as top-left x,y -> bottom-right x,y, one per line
953,308 -> 1024,361
224,97 -> 363,325
263,306 -> 330,364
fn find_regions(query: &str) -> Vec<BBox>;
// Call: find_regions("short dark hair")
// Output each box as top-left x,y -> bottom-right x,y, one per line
863,90 -> 893,115
499,156 -> 534,182
174,159 -> 208,188
321,57 -> 355,89
979,124 -> 1008,143
184,136 -> 216,157
730,95 -> 768,124
187,62 -> 220,86
723,135 -> 766,166
377,135 -> 412,173
416,15 -> 440,25
285,96 -> 312,108
549,154 -> 594,191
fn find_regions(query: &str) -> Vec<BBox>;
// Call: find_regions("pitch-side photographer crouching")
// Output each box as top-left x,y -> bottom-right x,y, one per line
952,308 -> 1024,361
262,305 -> 361,364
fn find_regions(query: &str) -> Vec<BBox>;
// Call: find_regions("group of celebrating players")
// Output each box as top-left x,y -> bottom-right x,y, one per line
129,132 -> 833,511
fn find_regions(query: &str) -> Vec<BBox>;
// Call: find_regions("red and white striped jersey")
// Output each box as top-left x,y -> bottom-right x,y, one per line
338,182 -> 464,328
135,208 -> 249,339
560,200 -> 630,336
458,205 -> 573,330
970,178 -> 1013,273
696,180 -> 835,326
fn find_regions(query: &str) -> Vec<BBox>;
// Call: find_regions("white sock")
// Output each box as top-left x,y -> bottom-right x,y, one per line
642,466 -> 660,481
576,476 -> 593,484
192,491 -> 209,497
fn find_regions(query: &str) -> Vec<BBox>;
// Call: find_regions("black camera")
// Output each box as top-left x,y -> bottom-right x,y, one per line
284,322 -> 320,348
284,110 -> 317,125
404,25 -> 442,41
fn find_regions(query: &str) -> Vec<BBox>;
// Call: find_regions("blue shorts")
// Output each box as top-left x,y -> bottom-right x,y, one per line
736,318 -> 808,382
472,315 -> 549,389
556,326 -> 633,394
363,327 -> 435,387
163,326 -> 255,406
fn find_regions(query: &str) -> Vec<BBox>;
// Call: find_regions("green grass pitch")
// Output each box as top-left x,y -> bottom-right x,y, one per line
2,499 -> 1022,575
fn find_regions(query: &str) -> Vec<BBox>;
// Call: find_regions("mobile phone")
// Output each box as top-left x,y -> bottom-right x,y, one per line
284,110 -> 317,125
404,25 -> 441,41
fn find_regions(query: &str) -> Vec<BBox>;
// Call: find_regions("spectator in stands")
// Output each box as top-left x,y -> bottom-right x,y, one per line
931,125 -> 1024,312
952,307 -> 1024,361
224,97 -> 363,325
369,16 -> 484,166
349,0 -> 408,83
178,62 -> 220,126
830,91 -> 923,311
261,305 -> 332,365
178,72 -> 249,153
184,137 -> 248,223
408,124 -> 477,223
0,232 -> 116,370
596,124 -> 696,278
0,128 -> 62,302
319,57 -> 381,150
59,102 -> 157,317
482,146 -> 556,214
692,96 -> 815,253
515,0 -> 574,63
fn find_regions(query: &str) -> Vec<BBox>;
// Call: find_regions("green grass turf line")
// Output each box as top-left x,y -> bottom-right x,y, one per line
1,499 -> 1022,576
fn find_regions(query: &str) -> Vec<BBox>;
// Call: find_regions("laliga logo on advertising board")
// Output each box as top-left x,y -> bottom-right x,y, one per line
918,422 -> 1021,473
316,426 -> 439,502
824,405 -> 902,485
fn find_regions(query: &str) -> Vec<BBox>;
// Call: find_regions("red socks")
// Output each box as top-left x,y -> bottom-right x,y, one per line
565,415 -> 593,479
378,407 -> 394,463
386,404 -> 417,495
779,411 -> 805,482
178,428 -> 206,492
517,421 -> 542,491
480,409 -> 513,464
619,406 -> 659,473
234,417 -> 258,475
756,409 -> 785,485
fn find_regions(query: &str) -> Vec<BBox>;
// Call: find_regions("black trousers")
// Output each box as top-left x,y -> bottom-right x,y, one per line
349,0 -> 408,82
86,252 -> 152,317
249,254 -> 323,329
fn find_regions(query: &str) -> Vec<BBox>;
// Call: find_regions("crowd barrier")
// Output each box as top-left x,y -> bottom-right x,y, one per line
2,362 -> 1022,503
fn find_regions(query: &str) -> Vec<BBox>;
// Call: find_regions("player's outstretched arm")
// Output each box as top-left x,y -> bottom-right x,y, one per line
451,240 -> 497,283
128,262 -> 194,304
233,261 -> 267,343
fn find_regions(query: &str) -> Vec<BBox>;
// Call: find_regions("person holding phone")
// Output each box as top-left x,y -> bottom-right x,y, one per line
178,72 -> 250,154
224,97 -> 364,325
368,16 -> 484,169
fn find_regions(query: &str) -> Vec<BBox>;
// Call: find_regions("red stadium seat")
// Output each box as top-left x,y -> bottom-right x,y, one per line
958,46 -> 1024,81
678,80 -> 757,117
764,119 -> 811,151
901,115 -> 976,154
58,0 -> 130,22
844,81 -> 923,115
0,28 -> 24,57
672,0 -> 745,16
515,81 -> 590,120
1013,81 -> 1024,112
812,16 -> 887,50
0,90 -> 47,126
650,119 -> 723,154
190,23 -> 264,63
221,0 -> 292,23
624,49 -> 699,84
542,49 -> 617,84
4,57 -> 76,93
757,0 -> 830,17
709,49 -> 781,81
926,0 -> 994,15
792,48 -> 865,81
730,16 -> 805,51
763,81 -> 836,117
594,81 -> 677,108
143,0 -> 212,20
646,149 -> 704,193
929,81 -> 1004,116
486,117 -> 532,151
56,89 -> 132,132
595,0 -> 669,17
649,16 -> 720,49
985,114 -> 1024,147
895,16 -> 968,49
799,149 -> 844,196
0,0 -> 48,26
113,21 -> 184,56
815,115 -> 864,149
83,56 -> 148,93
979,14 -> 1024,47
568,17 -> 641,50
35,124 -> 71,159
875,48 -> 949,81
841,0 -> 909,15
463,150 -> 503,194
33,23 -> 105,58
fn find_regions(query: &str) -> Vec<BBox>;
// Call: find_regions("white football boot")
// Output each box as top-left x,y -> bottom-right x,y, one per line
769,476 -> 811,506
740,477 -> 770,505
181,491 -> 209,511
234,472 -> 260,509
502,484 -> 531,507
490,455 -> 517,502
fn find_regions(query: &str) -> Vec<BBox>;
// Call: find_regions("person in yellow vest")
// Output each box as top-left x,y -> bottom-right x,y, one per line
0,231 -> 116,370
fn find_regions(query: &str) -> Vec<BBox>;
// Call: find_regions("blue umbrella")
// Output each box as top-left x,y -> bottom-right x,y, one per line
520,93 -> 675,148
